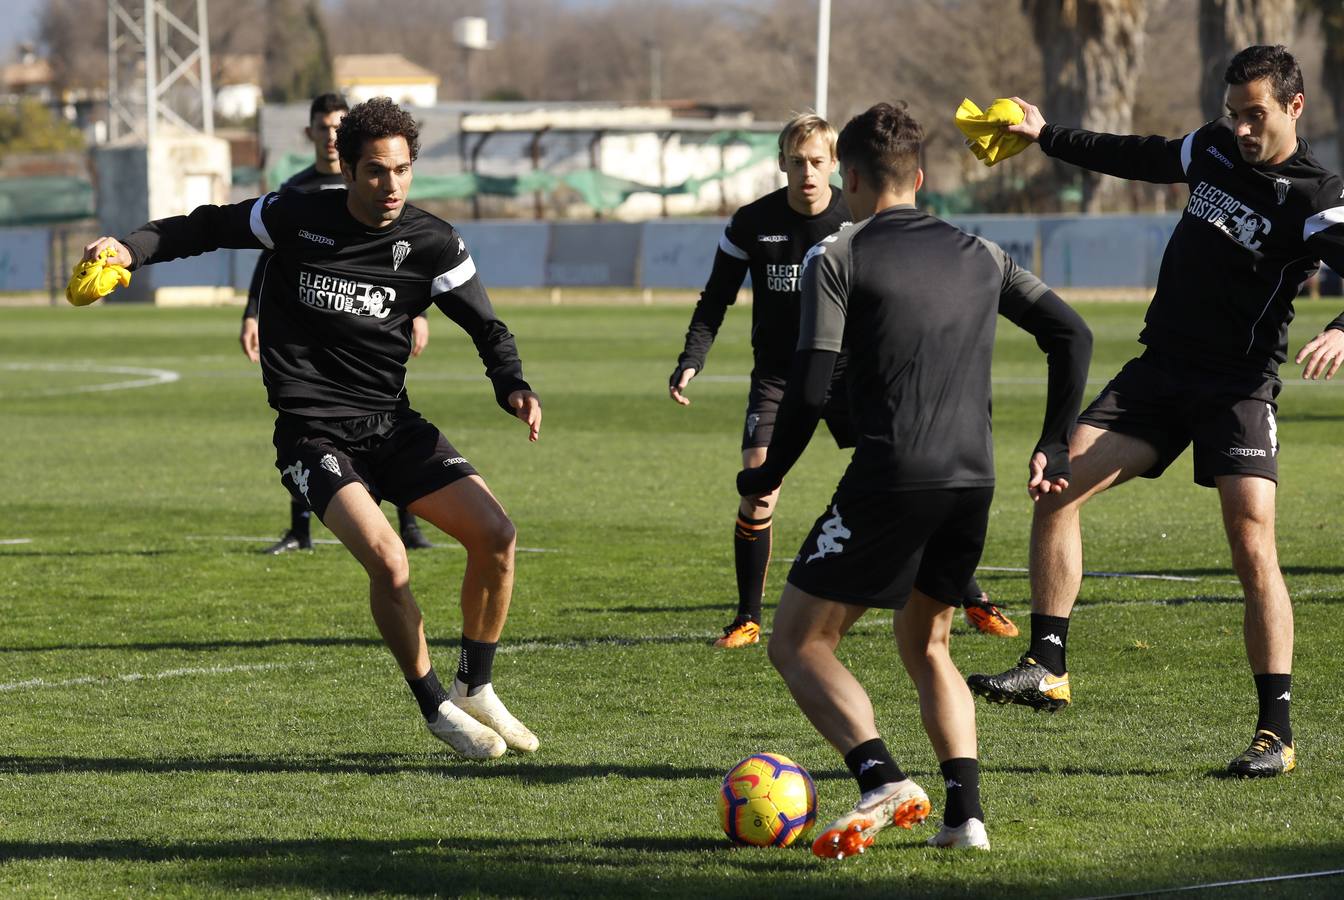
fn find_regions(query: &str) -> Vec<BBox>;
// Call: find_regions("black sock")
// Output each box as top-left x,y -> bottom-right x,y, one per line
1253,673 -> 1292,745
939,758 -> 984,827
844,738 -> 906,794
397,506 -> 417,531
733,513 -> 772,621
457,636 -> 497,696
406,668 -> 450,721
1029,614 -> 1070,675
964,576 -> 983,604
290,500 -> 310,540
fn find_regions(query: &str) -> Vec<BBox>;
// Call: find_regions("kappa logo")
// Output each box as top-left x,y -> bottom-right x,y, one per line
1276,691 -> 1292,701
1206,145 -> 1235,169
857,759 -> 882,775
1228,447 -> 1267,457
1043,633 -> 1063,646
1266,403 -> 1278,457
297,228 -> 336,246
805,504 -> 850,563
456,236 -> 466,255
945,779 -> 963,789
758,234 -> 789,243
441,456 -> 469,467
746,413 -> 761,439
320,453 -> 341,476
282,460 -> 311,500
392,239 -> 411,271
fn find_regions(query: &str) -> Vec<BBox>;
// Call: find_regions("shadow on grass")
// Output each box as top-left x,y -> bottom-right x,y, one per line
0,835 -> 1339,898
0,754 -> 856,783
569,603 -> 727,614
0,633 -> 715,654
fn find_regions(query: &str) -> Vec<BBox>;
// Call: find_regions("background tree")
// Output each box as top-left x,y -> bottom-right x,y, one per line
1300,0 -> 1344,155
262,0 -> 334,103
1198,0 -> 1296,119
1022,0 -> 1153,211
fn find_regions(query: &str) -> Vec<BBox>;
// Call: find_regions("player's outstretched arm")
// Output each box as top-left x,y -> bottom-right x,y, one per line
509,390 -> 542,442
673,234 -> 751,405
1295,324 -> 1344,380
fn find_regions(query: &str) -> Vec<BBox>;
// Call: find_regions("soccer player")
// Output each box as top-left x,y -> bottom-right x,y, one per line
80,97 -> 543,760
739,102 -> 1091,856
240,93 -> 434,555
967,45 -> 1344,778
669,113 -> 1019,647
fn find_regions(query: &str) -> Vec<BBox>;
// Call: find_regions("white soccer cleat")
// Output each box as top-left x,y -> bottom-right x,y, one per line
926,817 -> 990,850
450,681 -> 540,753
811,778 -> 932,859
426,699 -> 506,759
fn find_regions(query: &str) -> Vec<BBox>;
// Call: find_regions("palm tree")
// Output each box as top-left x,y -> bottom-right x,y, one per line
1022,0 -> 1150,212
1198,0 -> 1296,120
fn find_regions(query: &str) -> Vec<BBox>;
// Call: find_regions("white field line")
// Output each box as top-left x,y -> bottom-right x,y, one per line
0,539 -> 32,545
0,662 -> 295,693
0,362 -> 180,398
977,564 -> 1242,584
1073,868 -> 1344,900
183,535 -> 560,553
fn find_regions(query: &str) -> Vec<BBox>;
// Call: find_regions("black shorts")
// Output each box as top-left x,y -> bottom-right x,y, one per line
1077,350 -> 1281,488
742,371 -> 855,450
273,409 -> 478,519
786,483 -> 993,610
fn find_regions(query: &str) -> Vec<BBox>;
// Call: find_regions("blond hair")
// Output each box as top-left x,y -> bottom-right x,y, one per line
777,113 -> 837,159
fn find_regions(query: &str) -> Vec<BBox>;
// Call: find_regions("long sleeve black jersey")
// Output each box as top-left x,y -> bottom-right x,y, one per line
790,206 -> 1092,491
677,187 -> 850,375
243,164 -> 345,319
1040,119 -> 1344,374
122,190 -> 530,418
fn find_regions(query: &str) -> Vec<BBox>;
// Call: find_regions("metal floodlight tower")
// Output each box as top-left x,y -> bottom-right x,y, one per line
107,0 -> 215,143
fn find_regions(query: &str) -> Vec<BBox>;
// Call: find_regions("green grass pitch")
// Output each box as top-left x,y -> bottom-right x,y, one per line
1,299 -> 1342,898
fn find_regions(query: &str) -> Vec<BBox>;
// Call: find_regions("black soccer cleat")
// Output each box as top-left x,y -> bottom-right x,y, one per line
400,523 -> 433,550
1228,730 -> 1296,777
967,654 -> 1071,712
262,529 -> 312,555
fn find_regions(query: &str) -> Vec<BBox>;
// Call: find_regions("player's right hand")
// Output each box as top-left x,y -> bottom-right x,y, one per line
239,316 -> 260,363
669,364 -> 697,406
1005,97 -> 1046,143
1027,450 -> 1069,501
82,237 -> 133,268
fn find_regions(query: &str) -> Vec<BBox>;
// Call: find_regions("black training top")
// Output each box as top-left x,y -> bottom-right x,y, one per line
793,206 -> 1091,491
1040,119 -> 1344,374
677,187 -> 850,375
243,164 -> 345,320
122,190 -> 530,418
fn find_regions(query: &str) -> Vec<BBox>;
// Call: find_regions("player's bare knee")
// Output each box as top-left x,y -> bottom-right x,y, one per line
365,538 -> 410,591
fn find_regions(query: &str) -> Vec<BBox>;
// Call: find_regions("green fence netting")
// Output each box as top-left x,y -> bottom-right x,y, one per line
0,176 -> 95,225
264,130 -> 780,212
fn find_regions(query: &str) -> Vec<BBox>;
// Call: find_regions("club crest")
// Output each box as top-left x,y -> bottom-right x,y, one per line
392,240 -> 411,271
1274,177 -> 1290,206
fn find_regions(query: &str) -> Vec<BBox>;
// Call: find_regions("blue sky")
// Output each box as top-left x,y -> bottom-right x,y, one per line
4,0 -> 44,58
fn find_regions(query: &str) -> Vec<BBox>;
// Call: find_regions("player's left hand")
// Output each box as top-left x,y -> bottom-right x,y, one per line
509,390 -> 542,442
1027,450 -> 1069,501
81,237 -> 132,268
1294,327 -> 1344,380
737,465 -> 781,499
410,315 -> 430,357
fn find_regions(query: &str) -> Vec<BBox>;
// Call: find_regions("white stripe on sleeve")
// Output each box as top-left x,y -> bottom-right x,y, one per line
430,255 -> 477,296
718,231 -> 748,260
1179,131 -> 1195,175
249,196 -> 275,249
1303,206 -> 1344,243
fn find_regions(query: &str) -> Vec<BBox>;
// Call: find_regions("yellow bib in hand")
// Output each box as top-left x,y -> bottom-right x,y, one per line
955,98 -> 1031,167
66,246 -> 132,306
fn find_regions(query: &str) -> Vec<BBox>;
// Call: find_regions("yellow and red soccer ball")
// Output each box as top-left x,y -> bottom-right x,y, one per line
718,753 -> 817,847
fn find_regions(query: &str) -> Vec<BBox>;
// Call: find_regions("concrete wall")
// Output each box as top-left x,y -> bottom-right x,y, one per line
21,211 -> 1340,299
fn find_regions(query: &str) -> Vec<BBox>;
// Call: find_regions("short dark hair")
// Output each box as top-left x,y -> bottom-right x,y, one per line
836,101 -> 923,192
1224,45 -> 1303,108
309,93 -> 349,122
335,97 -> 421,167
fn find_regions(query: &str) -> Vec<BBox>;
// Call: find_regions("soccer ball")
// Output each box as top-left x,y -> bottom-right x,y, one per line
718,753 -> 817,847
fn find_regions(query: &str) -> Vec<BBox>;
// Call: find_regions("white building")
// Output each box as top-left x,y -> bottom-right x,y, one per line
334,54 -> 440,108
